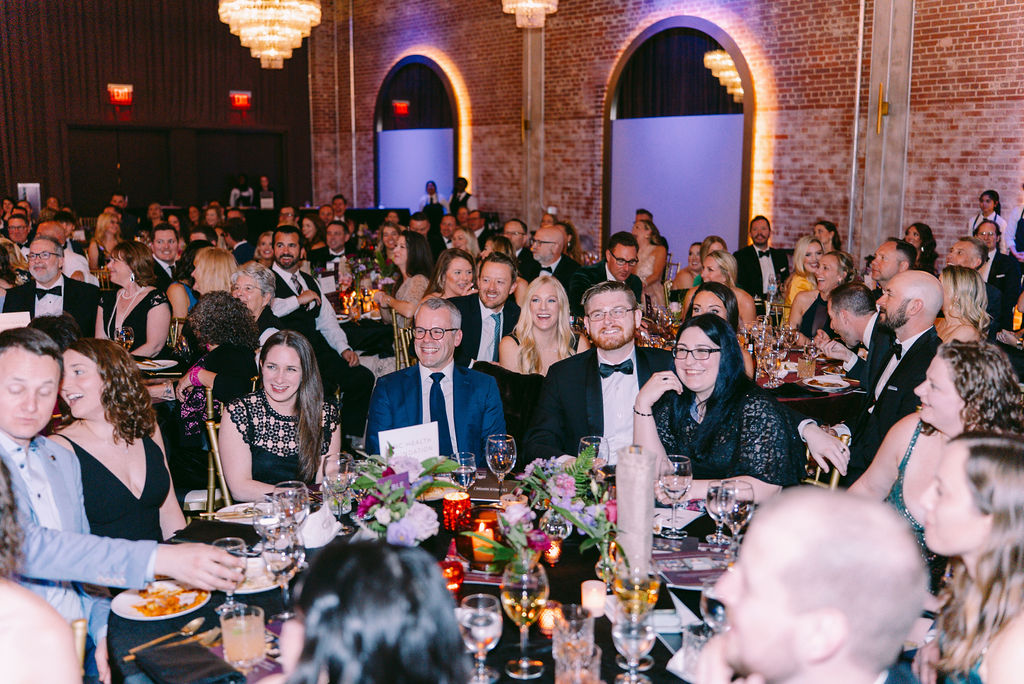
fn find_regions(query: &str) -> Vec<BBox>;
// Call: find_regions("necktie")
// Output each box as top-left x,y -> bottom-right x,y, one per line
893,344 -> 903,360
429,372 -> 454,457
490,313 -> 501,362
756,250 -> 770,259
35,286 -> 61,299
598,359 -> 634,378
290,273 -> 304,294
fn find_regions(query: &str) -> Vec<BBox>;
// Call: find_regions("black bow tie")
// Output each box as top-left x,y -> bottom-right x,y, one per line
36,286 -> 61,299
893,345 -> 903,360
598,359 -> 634,378
540,266 -> 553,273
756,249 -> 771,259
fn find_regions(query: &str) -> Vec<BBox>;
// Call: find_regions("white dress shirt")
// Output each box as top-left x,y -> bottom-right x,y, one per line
597,346 -> 640,465
476,299 -> 504,363
62,249 -> 96,285
757,248 -> 775,294
539,256 -> 562,274
980,248 -> 997,281
873,327 -> 930,404
418,362 -> 458,452
154,257 -> 174,281
34,276 -> 65,318
270,262 -> 352,353
843,312 -> 878,372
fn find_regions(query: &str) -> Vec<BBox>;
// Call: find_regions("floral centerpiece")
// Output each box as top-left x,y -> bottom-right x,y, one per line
463,502 -> 552,567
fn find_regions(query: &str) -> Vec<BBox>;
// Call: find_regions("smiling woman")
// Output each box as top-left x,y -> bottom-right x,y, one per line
499,275 -> 581,375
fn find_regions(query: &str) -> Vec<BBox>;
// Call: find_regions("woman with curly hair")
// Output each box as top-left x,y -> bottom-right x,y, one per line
937,266 -> 989,342
52,338 -> 185,542
905,222 -> 939,275
851,341 -> 1024,593
96,241 -> 171,358
499,275 -> 582,375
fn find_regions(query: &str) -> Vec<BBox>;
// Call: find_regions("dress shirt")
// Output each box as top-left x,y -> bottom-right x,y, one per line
323,249 -> 345,267
476,299 -> 504,362
757,248 -> 775,295
270,262 -> 352,354
474,226 -> 486,242
873,327 -> 930,403
843,312 -> 878,372
539,256 -> 562,274
969,212 -> 1009,253
34,276 -> 64,317
418,362 -> 458,452
62,249 -> 95,285
605,264 -> 618,282
597,346 -> 640,465
980,248 -> 996,281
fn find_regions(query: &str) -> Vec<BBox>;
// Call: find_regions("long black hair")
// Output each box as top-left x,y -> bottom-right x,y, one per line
287,541 -> 470,684
401,231 -> 435,282
684,281 -> 740,331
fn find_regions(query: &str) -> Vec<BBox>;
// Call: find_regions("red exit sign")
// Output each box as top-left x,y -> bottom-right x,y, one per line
107,83 -> 133,106
392,100 -> 409,116
230,90 -> 252,110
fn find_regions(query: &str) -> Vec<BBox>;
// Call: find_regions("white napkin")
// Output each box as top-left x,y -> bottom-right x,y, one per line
652,509 -> 703,534
299,504 -> 343,547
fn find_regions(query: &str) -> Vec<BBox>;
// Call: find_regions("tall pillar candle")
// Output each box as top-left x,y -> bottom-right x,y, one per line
615,444 -> 656,573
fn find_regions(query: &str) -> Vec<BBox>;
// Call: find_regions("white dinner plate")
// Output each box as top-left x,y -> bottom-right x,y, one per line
236,557 -> 276,595
136,359 -> 177,371
111,580 -> 210,621
801,375 -> 850,392
212,502 -> 264,523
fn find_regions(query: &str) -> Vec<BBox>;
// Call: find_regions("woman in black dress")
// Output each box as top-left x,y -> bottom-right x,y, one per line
96,241 -> 171,357
789,250 -> 855,345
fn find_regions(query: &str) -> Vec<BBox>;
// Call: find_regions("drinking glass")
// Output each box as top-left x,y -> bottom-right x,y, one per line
271,481 -> 309,525
260,523 -> 301,621
658,455 -> 692,539
252,499 -> 282,540
458,594 -> 503,684
612,556 -> 660,623
700,577 -> 728,634
485,434 -> 516,498
115,326 -> 134,351
579,435 -> 610,466
705,481 -> 734,546
212,537 -> 247,614
500,558 -> 549,679
723,481 -> 755,550
611,613 -> 656,684
219,604 -> 265,671
553,604 -> 594,664
453,451 -> 478,491
321,454 -> 355,534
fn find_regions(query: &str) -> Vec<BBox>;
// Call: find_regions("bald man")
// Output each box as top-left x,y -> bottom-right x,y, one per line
696,488 -> 926,684
846,270 -> 943,481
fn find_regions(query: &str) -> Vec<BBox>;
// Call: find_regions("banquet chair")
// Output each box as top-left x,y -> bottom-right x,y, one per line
167,317 -> 187,349
71,618 -> 86,674
183,386 -> 234,515
392,316 -> 416,371
801,433 -> 850,490
90,268 -> 111,290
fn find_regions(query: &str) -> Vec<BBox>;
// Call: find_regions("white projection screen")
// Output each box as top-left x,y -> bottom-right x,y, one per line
377,128 -> 454,211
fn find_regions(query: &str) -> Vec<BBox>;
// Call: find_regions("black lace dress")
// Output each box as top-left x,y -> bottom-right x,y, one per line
99,288 -> 170,352
225,391 -> 339,485
653,388 -> 805,485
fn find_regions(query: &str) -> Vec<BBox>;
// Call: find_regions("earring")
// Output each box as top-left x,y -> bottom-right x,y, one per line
130,273 -> 135,282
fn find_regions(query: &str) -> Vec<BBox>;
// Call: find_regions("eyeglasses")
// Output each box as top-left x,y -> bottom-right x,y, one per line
503,230 -> 526,237
585,306 -> 635,322
673,346 -> 721,360
27,252 -> 57,261
976,231 -> 998,237
610,255 -> 640,267
531,238 -> 558,246
413,327 -> 459,340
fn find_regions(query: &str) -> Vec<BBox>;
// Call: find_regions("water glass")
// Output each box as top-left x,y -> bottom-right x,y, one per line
673,623 -> 712,681
458,594 -> 503,684
485,434 -> 516,498
723,480 -> 755,549
705,481 -> 734,546
271,481 -> 310,525
658,455 -> 692,539
220,604 -> 265,671
554,644 -> 602,684
453,451 -> 478,491
611,613 -> 656,684
553,604 -> 594,663
260,523 -> 301,621
212,537 -> 247,614
321,454 -> 355,533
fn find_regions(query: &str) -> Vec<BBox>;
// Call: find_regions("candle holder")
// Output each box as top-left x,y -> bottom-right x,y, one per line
442,492 -> 472,531
538,600 -> 561,638
438,560 -> 464,597
454,504 -> 506,573
543,538 -> 563,565
498,492 -> 528,509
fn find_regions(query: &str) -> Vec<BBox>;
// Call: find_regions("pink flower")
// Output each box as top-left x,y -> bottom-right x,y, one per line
501,503 -> 534,528
526,529 -> 551,552
553,473 -> 576,500
356,493 -> 380,518
605,499 -> 617,524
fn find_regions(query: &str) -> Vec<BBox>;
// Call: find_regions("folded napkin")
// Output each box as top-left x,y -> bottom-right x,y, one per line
171,520 -> 261,547
135,641 -> 245,684
299,502 -> 342,548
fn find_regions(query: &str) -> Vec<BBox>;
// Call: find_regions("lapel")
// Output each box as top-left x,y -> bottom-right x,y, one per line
0,437 -> 81,533
635,347 -> 654,386
451,366 -> 472,448
742,247 -> 764,293
403,366 -> 424,427
583,351 -> 604,436
883,328 -> 937,391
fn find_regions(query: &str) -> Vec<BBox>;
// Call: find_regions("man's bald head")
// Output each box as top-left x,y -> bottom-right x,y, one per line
35,221 -> 65,242
891,270 -> 943,318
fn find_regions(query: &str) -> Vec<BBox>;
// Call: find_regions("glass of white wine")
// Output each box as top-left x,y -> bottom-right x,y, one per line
612,556 -> 659,672
458,593 -> 503,684
500,558 -> 549,679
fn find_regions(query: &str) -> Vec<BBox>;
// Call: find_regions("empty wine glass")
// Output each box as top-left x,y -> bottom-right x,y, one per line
705,481 -> 734,547
700,577 -> 728,634
611,613 -> 656,684
658,455 -> 692,539
321,454 -> 355,534
260,523 -> 301,622
723,480 -> 755,550
453,451 -> 478,491
272,481 -> 309,525
115,326 -> 134,351
485,434 -> 516,498
212,537 -> 247,614
458,594 -> 503,684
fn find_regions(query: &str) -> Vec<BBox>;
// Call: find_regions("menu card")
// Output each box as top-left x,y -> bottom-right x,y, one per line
376,422 -> 439,465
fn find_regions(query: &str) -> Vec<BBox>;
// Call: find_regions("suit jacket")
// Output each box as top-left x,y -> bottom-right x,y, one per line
2,276 -> 100,334
232,241 -> 256,265
307,246 -> 347,271
153,259 -> 174,293
847,317 -> 895,384
1,436 -> 157,639
568,261 -> 643,317
987,251 -> 1021,331
523,346 -> 673,461
451,294 -> 521,367
426,228 -> 449,261
517,247 -> 541,282
535,256 -> 580,296
847,327 -> 940,482
365,364 -> 506,465
733,245 -> 790,297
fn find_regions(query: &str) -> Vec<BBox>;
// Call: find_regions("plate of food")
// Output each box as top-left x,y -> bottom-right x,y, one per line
802,375 -> 850,392
236,557 -> 276,595
212,503 -> 265,523
111,580 -> 210,621
136,359 -> 177,371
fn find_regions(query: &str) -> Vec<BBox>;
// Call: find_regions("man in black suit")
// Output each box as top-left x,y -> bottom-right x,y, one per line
524,280 -> 672,462
3,213 -> 32,254
815,282 -> 892,384
110,192 -> 138,240
451,252 -> 520,367
467,209 -> 494,251
567,231 -> 643,317
530,225 -> 579,294
150,223 -> 178,293
946,237 -> 1003,340
438,214 -> 457,251
409,212 -> 446,260
223,218 -> 255,265
501,219 -> 540,281
3,235 -> 100,334
974,219 -> 1022,331
308,220 -> 352,270
733,215 -> 790,298
846,270 -> 943,482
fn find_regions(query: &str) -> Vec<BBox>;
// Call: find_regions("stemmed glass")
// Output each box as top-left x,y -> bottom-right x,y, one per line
612,556 -> 659,672
271,481 -> 309,525
458,594 -> 503,684
453,451 -> 478,491
212,537 -> 247,614
723,481 -> 755,551
115,326 -> 135,351
500,557 -> 549,679
658,455 -> 692,539
486,434 -> 516,498
611,613 -> 656,684
705,481 -> 734,547
260,523 -> 301,622
700,578 -> 728,634
321,454 -> 355,534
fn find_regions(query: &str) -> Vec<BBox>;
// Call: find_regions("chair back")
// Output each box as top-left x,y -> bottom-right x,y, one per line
71,618 -> 87,675
203,386 -> 233,513
392,315 -> 416,371
801,433 -> 850,490
91,268 -> 112,290
167,317 -> 187,349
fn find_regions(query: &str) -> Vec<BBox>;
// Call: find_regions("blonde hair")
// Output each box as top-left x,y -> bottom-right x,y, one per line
0,237 -> 28,271
941,265 -> 990,339
700,235 -> 728,262
792,235 -> 823,279
705,249 -> 738,287
194,247 -> 238,294
453,225 -> 480,260
93,213 -> 121,249
510,276 -> 575,374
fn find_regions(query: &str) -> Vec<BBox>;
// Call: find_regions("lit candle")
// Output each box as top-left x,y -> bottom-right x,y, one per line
438,560 -> 464,596
442,492 -> 472,531
470,522 -> 495,562
581,580 -> 606,618
538,600 -> 561,637
543,539 -> 562,565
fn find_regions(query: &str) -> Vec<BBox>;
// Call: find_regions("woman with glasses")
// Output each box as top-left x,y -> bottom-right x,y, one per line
96,241 -> 171,357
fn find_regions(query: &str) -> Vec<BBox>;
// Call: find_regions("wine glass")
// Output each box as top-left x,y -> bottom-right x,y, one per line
723,481 -> 755,550
271,481 -> 309,526
321,454 -> 355,534
658,455 -> 692,539
485,434 -> 516,498
611,613 -> 656,684
212,537 -> 247,614
705,481 -> 734,547
612,556 -> 660,623
115,326 -> 134,351
458,594 -> 503,684
700,577 -> 728,634
453,451 -> 478,491
578,435 -> 609,465
500,557 -> 549,679
260,523 -> 301,622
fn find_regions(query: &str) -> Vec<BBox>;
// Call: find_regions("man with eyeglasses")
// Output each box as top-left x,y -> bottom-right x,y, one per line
972,219 -> 1021,332
733,215 -> 790,300
568,231 -> 644,317
524,280 -> 671,463
529,224 -> 579,293
502,218 -> 541,281
3,235 -> 100,334
365,297 -> 505,464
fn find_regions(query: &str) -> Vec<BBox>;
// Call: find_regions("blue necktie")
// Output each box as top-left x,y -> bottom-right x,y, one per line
429,372 -> 454,457
490,313 -> 501,362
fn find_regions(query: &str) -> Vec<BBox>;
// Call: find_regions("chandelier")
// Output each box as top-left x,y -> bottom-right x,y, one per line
218,0 -> 322,69
502,0 -> 558,29
703,49 -> 744,103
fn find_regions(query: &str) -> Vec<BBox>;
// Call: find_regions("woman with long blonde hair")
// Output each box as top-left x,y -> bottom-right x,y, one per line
89,213 -> 121,270
498,276 -> 583,375
783,235 -> 823,311
937,265 -> 989,343
682,249 -> 756,327
192,246 -> 239,295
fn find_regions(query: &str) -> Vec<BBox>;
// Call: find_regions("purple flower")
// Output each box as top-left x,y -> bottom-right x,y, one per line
386,518 -> 418,546
389,455 -> 423,479
526,529 -> 551,552
553,473 -> 576,500
501,503 -> 534,527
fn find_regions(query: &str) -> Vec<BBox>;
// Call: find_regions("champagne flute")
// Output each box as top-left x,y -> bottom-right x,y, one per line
705,481 -> 734,547
724,480 -> 755,550
485,434 -> 516,498
500,558 -> 549,679
611,613 -> 656,684
212,537 -> 247,614
321,454 -> 355,534
700,577 -> 728,634
260,523 -> 300,622
453,451 -> 478,491
658,455 -> 692,539
458,594 -> 503,684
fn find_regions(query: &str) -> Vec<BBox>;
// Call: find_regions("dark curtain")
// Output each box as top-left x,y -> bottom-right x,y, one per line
380,63 -> 454,130
615,28 -> 743,119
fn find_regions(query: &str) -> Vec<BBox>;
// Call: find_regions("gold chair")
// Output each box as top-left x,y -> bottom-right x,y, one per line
392,316 -> 416,371
71,618 -> 87,675
203,386 -> 233,514
167,317 -> 187,349
90,269 -> 111,290
801,433 -> 850,490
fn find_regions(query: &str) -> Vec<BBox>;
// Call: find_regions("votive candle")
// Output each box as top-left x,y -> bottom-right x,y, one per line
538,600 -> 561,637
442,492 -> 472,530
581,580 -> 606,618
438,560 -> 464,596
499,493 -> 528,509
543,539 -> 563,565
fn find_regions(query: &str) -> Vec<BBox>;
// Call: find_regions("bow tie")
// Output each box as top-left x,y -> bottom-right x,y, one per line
540,266 -> 553,274
756,249 -> 771,259
598,359 -> 634,378
893,345 -> 903,360
35,286 -> 61,299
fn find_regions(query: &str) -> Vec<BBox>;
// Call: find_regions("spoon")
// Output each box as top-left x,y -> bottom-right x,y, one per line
126,616 -> 205,656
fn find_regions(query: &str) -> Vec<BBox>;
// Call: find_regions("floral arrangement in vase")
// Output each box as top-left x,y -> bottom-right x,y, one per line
463,502 -> 552,566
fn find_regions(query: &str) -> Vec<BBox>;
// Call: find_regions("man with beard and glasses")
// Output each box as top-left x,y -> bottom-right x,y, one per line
524,280 -> 671,464
844,270 -> 942,482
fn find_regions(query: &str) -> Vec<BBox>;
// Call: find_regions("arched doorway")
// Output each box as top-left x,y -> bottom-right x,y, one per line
602,17 -> 754,255
374,56 -> 458,213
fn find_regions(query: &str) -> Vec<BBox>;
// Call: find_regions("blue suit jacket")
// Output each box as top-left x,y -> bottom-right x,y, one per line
1,436 -> 157,638
365,365 -> 506,466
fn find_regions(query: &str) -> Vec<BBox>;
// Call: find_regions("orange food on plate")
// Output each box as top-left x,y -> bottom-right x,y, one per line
134,584 -> 209,617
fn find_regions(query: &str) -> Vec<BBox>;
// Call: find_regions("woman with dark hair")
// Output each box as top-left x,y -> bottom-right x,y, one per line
53,339 -> 185,542
556,220 -> 585,264
789,250 -> 856,345
166,239 -> 212,318
423,248 -> 476,299
301,214 -> 327,254
96,241 -> 171,357
967,189 -> 1007,250
374,231 -> 434,327
905,222 -> 939,275
685,281 -> 755,377
269,541 -> 470,684
813,220 -> 842,252
219,330 -> 341,502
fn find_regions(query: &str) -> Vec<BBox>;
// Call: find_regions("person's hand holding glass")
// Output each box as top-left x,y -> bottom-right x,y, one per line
212,537 -> 247,615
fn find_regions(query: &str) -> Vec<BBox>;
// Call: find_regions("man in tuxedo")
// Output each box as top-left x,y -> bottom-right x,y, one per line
946,237 -> 1003,340
448,176 -> 477,214
524,280 -> 672,462
409,211 -> 446,259
4,213 -> 32,254
815,282 -> 891,383
733,215 -> 790,298
438,214 -> 457,250
110,192 -> 138,240
3,236 -> 100,334
468,209 -> 493,251
568,231 -> 643,316
224,217 -> 255,264
308,220 -> 352,270
51,210 -> 86,257
150,223 -> 178,292
502,219 -> 540,281
0,328 -> 243,679
269,225 -> 375,442
846,270 -> 943,481
974,219 -> 1022,331
35,221 -> 89,283
331,193 -> 348,222
697,488 -> 926,684
451,252 -> 520,367
365,297 -> 505,463
530,225 -> 579,294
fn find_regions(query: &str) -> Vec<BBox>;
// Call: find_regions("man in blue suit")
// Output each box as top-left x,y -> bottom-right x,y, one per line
366,297 -> 505,465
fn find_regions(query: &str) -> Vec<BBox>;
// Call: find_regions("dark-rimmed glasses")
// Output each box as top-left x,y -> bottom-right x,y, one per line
673,347 -> 721,360
413,327 -> 459,340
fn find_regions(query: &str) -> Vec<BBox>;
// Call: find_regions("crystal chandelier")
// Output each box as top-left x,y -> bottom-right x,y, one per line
501,0 -> 558,29
703,49 -> 744,103
218,0 -> 322,69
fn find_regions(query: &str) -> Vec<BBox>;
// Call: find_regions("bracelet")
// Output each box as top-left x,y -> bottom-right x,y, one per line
633,407 -> 653,417
189,365 -> 203,387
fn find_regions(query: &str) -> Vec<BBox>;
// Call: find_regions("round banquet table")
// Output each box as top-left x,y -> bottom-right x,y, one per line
756,354 -> 864,427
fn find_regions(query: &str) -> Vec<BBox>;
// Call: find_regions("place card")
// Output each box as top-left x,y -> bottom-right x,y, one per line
376,422 -> 439,465
318,274 -> 337,294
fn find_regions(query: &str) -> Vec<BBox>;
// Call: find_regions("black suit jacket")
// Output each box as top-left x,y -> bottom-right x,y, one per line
846,316 -> 894,384
982,282 -> 1002,341
523,347 -> 673,461
307,247 -> 347,271
426,228 -> 449,261
2,276 -> 100,334
153,260 -> 174,293
733,245 -> 790,297
450,294 -> 521,367
517,247 -> 541,282
987,251 -> 1021,331
536,256 -> 580,296
232,241 -> 256,265
568,261 -> 643,317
